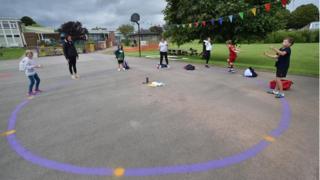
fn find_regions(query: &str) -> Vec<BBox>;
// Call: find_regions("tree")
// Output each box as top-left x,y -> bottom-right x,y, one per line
287,4 -> 319,29
149,26 -> 164,34
58,21 -> 89,41
21,16 -> 36,26
117,24 -> 134,37
163,0 -> 291,45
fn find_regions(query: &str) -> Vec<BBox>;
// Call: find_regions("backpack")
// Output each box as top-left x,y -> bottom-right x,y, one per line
123,61 -> 130,70
19,58 -> 27,71
244,67 -> 258,78
270,80 -> 293,91
184,64 -> 195,71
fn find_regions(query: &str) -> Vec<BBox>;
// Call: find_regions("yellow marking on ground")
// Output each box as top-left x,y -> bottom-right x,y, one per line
264,135 -> 276,142
113,167 -> 125,177
0,130 -> 16,137
27,96 -> 34,100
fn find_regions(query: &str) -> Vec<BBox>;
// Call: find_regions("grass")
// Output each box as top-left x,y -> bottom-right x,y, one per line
0,48 -> 25,60
123,42 -> 319,77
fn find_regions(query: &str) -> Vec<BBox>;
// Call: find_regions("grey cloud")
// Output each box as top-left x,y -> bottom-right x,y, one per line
0,0 -> 166,30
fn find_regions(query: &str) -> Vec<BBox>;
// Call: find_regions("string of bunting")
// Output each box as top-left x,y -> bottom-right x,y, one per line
169,0 -> 288,29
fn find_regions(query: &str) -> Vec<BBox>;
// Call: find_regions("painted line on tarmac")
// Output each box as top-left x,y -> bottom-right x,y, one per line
5,71 -> 292,177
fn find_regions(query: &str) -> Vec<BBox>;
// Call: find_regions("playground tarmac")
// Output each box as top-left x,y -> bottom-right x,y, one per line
0,52 -> 318,180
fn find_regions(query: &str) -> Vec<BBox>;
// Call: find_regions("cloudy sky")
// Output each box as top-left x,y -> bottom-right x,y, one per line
0,0 -> 318,30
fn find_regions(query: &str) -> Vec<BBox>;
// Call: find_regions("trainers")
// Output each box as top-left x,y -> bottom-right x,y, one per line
71,75 -> 76,79
117,68 -> 121,71
267,90 -> 279,95
75,74 -> 80,79
230,69 -> 236,73
27,92 -> 35,97
205,64 -> 210,68
122,68 -> 126,71
35,90 -> 43,94
275,93 -> 285,98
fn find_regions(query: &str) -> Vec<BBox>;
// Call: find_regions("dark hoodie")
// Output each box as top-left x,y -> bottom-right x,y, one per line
63,40 -> 78,59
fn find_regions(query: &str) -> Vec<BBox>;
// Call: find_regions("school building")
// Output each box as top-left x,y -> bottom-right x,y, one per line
0,17 -> 26,47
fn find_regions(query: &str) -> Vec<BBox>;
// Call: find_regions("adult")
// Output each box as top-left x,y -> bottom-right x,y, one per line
63,35 -> 79,79
204,37 -> 213,68
159,38 -> 169,66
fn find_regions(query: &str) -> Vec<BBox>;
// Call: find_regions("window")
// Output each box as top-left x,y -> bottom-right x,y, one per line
14,35 -> 20,37
6,35 -> 12,38
2,21 -> 10,29
10,23 -> 17,29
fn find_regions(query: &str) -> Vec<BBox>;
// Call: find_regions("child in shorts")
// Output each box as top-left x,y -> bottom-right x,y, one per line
264,37 -> 294,98
226,40 -> 240,73
115,45 -> 126,71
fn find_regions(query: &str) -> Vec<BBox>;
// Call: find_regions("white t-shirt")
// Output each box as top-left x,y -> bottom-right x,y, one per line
159,41 -> 168,52
204,40 -> 212,51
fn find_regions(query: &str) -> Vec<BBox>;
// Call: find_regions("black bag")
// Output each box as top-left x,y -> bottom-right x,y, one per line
123,61 -> 130,70
184,64 -> 195,71
249,67 -> 258,77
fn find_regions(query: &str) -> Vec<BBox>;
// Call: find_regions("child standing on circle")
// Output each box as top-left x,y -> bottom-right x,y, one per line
115,45 -> 126,71
21,50 -> 42,97
226,40 -> 240,73
264,37 -> 294,98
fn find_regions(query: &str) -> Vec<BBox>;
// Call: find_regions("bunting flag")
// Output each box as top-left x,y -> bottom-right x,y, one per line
228,15 -> 233,23
265,3 -> 271,12
218,18 -> 223,25
239,12 -> 244,20
210,19 -> 215,25
251,8 -> 257,16
281,0 -> 287,8
202,21 -> 206,27
166,1 -> 283,30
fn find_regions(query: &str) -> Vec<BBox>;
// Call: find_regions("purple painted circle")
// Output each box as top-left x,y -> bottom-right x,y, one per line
6,79 -> 291,177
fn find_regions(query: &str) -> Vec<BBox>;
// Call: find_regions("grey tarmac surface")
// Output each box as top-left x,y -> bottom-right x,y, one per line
0,51 -> 318,180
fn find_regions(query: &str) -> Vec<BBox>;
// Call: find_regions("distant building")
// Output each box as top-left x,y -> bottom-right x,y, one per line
0,17 -> 26,47
88,28 -> 108,42
22,26 -> 59,48
301,21 -> 320,30
128,30 -> 161,45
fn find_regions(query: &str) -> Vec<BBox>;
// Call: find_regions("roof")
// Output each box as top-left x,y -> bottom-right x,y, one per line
89,29 -> 109,34
23,26 -> 56,34
129,32 -> 160,36
0,17 -> 20,21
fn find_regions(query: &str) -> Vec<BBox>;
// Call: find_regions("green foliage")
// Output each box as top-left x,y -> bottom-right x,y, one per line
287,4 -> 319,29
149,26 -> 163,34
265,30 -> 319,43
117,24 -> 134,37
121,39 -> 131,46
21,16 -> 37,26
0,48 -> 25,60
163,0 -> 291,45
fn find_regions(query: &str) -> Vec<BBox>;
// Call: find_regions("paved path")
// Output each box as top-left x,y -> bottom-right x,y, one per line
0,52 -> 318,180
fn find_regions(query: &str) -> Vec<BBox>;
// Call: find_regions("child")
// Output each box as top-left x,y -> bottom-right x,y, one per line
204,37 -> 213,68
264,37 -> 294,98
159,38 -> 169,67
115,45 -> 126,71
226,40 -> 240,73
21,50 -> 42,97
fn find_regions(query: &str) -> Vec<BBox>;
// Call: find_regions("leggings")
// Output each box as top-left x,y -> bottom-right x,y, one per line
160,52 -> 169,65
68,56 -> 77,75
28,73 -> 40,93
205,51 -> 211,64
